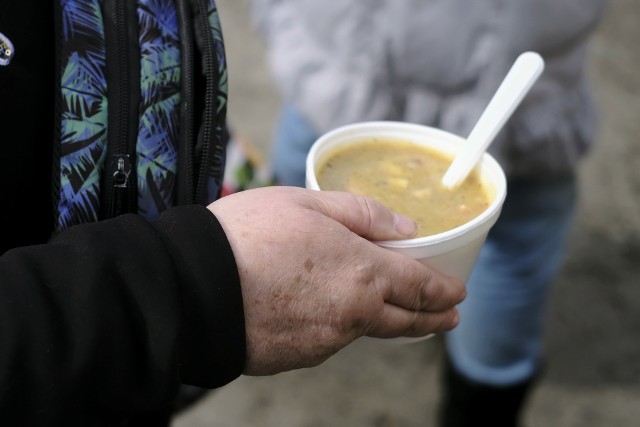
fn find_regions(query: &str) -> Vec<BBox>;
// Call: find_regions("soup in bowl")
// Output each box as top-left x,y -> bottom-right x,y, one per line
316,138 -> 493,238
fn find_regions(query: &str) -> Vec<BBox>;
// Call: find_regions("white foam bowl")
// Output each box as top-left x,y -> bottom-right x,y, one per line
306,121 -> 507,344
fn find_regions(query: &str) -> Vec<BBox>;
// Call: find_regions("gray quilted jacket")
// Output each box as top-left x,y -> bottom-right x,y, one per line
252,0 -> 607,177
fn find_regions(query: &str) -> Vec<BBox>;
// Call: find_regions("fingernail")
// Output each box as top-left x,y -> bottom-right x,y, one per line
393,213 -> 417,237
452,310 -> 460,326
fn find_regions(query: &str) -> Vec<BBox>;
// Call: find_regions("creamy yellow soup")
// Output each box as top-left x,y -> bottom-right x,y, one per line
316,139 -> 492,237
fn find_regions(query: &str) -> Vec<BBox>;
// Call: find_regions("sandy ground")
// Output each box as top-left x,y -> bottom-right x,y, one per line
175,1 -> 640,425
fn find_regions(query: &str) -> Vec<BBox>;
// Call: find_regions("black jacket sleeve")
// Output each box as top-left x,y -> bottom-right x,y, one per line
0,205 -> 245,426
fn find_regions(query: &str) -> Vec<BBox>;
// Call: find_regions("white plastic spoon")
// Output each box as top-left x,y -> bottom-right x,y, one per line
441,51 -> 545,189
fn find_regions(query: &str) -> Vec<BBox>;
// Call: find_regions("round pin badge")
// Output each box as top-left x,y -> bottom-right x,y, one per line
0,32 -> 15,66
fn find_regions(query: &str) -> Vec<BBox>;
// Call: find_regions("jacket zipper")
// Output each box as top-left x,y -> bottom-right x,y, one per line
102,0 -> 140,219
176,0 -> 196,205
193,0 -> 224,204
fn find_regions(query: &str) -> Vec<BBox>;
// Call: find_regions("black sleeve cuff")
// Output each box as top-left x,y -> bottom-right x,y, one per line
154,205 -> 246,387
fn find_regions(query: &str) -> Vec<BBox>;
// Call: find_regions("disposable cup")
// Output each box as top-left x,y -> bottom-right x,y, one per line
305,121 -> 507,343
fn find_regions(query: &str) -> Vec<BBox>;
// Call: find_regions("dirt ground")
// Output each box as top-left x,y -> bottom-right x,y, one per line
176,1 -> 640,426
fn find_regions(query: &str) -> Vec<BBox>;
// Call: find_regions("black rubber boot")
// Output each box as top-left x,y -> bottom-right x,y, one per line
438,359 -> 536,427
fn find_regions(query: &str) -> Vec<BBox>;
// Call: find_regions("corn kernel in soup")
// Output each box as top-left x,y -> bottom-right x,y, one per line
316,139 -> 492,237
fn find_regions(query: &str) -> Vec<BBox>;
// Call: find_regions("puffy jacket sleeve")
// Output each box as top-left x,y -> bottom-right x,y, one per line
0,205 -> 245,425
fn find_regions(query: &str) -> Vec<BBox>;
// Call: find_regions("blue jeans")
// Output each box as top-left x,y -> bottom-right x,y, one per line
446,176 -> 577,385
271,105 -> 318,187
271,105 -> 578,386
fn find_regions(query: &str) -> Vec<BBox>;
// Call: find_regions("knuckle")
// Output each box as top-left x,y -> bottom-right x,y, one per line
353,194 -> 375,234
418,267 -> 444,307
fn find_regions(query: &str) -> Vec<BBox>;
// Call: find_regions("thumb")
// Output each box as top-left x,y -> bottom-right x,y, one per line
307,191 -> 417,241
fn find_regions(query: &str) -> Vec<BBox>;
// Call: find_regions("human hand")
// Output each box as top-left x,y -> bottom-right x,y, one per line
208,187 -> 465,376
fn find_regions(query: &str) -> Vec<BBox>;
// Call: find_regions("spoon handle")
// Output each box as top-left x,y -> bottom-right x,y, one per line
442,52 -> 545,189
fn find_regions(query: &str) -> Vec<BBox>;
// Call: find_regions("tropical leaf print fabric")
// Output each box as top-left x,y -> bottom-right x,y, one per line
56,0 -> 109,231
54,0 -> 227,229
136,0 -> 181,220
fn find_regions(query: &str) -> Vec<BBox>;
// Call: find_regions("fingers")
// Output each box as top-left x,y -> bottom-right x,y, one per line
307,189 -> 467,338
307,191 -> 417,241
368,304 -> 461,338
377,251 -> 466,312
365,252 -> 466,337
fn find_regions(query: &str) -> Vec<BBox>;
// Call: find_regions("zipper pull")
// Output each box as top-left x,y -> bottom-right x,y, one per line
108,154 -> 133,217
